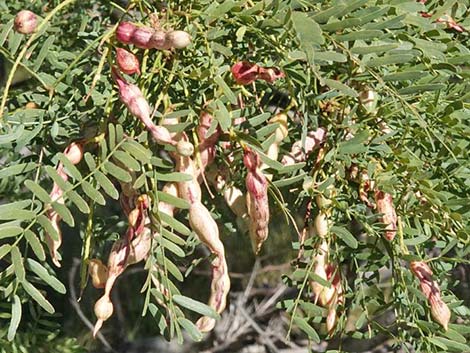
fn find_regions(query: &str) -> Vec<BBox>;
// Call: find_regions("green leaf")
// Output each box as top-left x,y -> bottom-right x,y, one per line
156,190 -> 190,209
157,236 -> 185,257
37,215 -> 60,241
113,150 -> 141,172
95,171 -> 119,199
108,123 -> 116,150
26,259 -> 66,294
0,225 -> 23,239
154,172 -> 193,182
33,35 -> 55,71
314,51 -> 347,63
249,112 -> 271,127
383,71 -> 428,81
57,153 -> 82,181
293,316 -> 320,343
7,295 -> 21,341
24,180 -> 52,204
351,43 -> 399,55
102,161 -> 132,182
322,18 -> 361,31
177,317 -> 203,342
173,294 -> 219,319
398,84 -> 446,95
51,202 -> 75,227
214,76 -> 237,105
366,54 -> 415,67
0,209 -> 36,221
0,125 -> 25,144
68,190 -> 90,214
324,79 -> 358,97
24,230 -> 46,261
159,212 -> 191,236
22,280 -> 55,314
331,226 -> 358,249
214,100 -> 231,132
44,165 -> 70,191
11,246 -> 25,282
121,141 -> 152,164
0,163 -> 37,179
292,11 -> 324,45
273,173 -> 306,188
81,180 -> 106,205
84,152 -> 97,171
335,30 -> 382,42
338,130 -> 369,155
0,244 -> 12,260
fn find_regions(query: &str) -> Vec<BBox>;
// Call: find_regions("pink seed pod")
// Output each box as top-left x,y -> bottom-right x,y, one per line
374,190 -> 397,241
112,69 -> 175,146
93,296 -> 114,337
116,48 -> 140,75
231,61 -> 260,85
281,128 -> 327,166
64,142 -> 83,165
258,67 -> 285,83
131,26 -> 154,49
14,10 -> 37,34
165,30 -> 191,49
88,259 -> 108,289
150,30 -> 168,49
410,261 -> 451,330
127,227 -> 152,265
116,21 -> 137,44
244,148 -> 270,254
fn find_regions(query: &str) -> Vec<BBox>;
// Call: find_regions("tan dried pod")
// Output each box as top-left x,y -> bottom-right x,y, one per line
165,30 -> 191,49
93,296 -> 114,337
429,293 -> 451,331
326,307 -> 338,335
314,212 -> 329,238
176,140 -> 194,157
88,259 -> 108,289
374,190 -> 397,241
175,145 -> 201,204
189,201 -> 230,332
268,113 -> 288,144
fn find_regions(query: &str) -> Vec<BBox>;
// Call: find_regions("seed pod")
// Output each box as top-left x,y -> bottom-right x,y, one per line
93,296 -> 114,337
326,307 -> 338,335
374,190 -> 397,241
14,10 -> 37,34
189,201 -> 230,332
88,259 -> 108,289
150,30 -> 168,49
112,69 -> 175,146
410,261 -> 451,330
314,212 -> 329,238
116,48 -> 140,75
175,138 -> 201,204
281,128 -> 327,166
258,67 -> 285,83
269,113 -> 288,144
116,22 -> 137,44
244,148 -> 270,254
165,30 -> 191,49
64,142 -> 83,165
176,140 -> 194,157
231,61 -> 260,85
131,27 -> 154,49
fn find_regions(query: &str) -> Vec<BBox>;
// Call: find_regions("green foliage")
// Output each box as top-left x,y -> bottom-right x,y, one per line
0,0 -> 469,352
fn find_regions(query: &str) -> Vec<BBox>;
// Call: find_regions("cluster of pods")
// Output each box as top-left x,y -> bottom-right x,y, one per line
35,9 -> 453,338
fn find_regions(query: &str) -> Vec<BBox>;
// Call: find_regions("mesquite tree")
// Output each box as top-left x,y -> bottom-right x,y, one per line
0,0 -> 469,352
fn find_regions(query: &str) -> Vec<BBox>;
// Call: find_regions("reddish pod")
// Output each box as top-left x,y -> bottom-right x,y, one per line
410,261 -> 451,330
243,148 -> 270,254
116,48 -> 140,75
116,22 -> 137,44
374,190 -> 397,241
281,128 -> 327,166
14,10 -> 37,34
231,62 -> 260,85
112,68 -> 175,145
